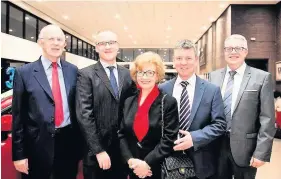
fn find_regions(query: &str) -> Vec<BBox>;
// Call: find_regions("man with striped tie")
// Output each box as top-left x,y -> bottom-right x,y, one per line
159,39 -> 226,179
209,34 -> 276,179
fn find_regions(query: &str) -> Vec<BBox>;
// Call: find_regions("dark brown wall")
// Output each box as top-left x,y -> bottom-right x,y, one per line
276,2 -> 281,91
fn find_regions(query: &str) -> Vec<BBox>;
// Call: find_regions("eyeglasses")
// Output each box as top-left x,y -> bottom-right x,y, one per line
136,70 -> 156,77
224,47 -> 247,53
96,41 -> 118,47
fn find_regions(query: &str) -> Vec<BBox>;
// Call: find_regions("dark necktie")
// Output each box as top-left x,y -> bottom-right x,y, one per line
107,66 -> 119,99
52,62 -> 64,127
179,81 -> 191,134
223,71 -> 237,129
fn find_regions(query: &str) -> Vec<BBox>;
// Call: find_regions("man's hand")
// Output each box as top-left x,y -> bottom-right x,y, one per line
14,158 -> 29,174
250,157 -> 266,168
174,130 -> 194,151
96,151 -> 111,170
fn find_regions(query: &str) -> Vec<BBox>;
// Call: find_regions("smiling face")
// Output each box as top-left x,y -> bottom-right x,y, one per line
95,31 -> 119,64
136,62 -> 158,90
38,25 -> 66,62
224,35 -> 248,70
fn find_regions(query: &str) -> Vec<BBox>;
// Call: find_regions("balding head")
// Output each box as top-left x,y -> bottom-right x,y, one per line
38,24 -> 66,62
38,24 -> 65,40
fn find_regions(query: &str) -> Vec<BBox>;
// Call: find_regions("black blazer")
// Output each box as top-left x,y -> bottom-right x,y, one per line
76,61 -> 136,165
118,91 -> 179,167
12,58 -> 79,177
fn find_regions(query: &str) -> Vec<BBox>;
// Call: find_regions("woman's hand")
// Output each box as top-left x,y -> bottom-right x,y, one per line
132,160 -> 152,178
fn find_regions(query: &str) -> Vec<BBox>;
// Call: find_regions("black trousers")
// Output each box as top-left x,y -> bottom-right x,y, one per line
83,142 -> 128,179
216,135 -> 257,179
22,125 -> 80,179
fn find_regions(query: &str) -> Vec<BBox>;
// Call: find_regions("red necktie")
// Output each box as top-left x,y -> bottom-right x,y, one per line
52,62 -> 64,127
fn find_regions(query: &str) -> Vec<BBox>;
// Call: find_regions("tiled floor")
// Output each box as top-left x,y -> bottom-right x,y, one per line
256,139 -> 281,179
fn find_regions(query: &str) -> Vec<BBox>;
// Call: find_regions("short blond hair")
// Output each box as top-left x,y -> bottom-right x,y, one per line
130,52 -> 166,83
225,34 -> 248,49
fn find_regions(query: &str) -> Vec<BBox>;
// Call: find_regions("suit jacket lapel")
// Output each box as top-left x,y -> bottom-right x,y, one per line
165,78 -> 177,96
117,65 -> 125,96
219,68 -> 227,88
232,65 -> 251,114
188,76 -> 205,129
94,61 -> 118,100
33,59 -> 54,101
61,60 -> 70,97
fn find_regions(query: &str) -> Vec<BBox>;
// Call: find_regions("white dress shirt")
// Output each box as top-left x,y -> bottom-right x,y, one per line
173,74 -> 196,113
100,59 -> 119,86
221,62 -> 246,115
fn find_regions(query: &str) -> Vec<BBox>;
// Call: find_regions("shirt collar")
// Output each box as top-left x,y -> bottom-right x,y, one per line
226,62 -> 246,76
175,73 -> 196,87
41,56 -> 62,71
99,59 -> 117,70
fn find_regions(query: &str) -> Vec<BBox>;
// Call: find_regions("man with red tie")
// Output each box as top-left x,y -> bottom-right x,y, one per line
12,25 -> 81,179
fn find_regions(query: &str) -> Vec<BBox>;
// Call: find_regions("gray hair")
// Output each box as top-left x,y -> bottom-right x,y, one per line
174,39 -> 197,56
38,24 -> 65,40
225,34 -> 248,49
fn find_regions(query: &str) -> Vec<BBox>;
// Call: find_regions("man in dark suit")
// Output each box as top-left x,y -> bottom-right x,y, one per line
76,30 -> 136,179
209,34 -> 276,179
12,25 -> 81,179
159,39 -> 226,179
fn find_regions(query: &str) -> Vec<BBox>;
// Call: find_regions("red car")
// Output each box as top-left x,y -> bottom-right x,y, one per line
1,90 -> 84,179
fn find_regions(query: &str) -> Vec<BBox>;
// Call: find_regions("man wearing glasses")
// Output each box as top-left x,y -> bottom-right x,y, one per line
12,25 -> 81,179
76,30 -> 136,179
209,34 -> 276,179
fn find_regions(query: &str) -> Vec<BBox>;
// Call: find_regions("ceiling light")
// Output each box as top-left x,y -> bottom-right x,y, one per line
78,41 -> 81,44
25,16 -> 30,20
164,49 -> 167,51
133,41 -> 137,44
66,35 -> 69,39
114,14 -> 120,19
167,26 -> 172,31
209,17 -> 215,22
125,56 -> 127,58
128,35 -> 133,39
9,29 -> 13,32
124,26 -> 128,31
92,35 -> 97,39
31,37 -> 34,39
219,4 -> 226,8
138,49 -> 142,51
166,35 -> 170,38
62,15 -> 69,20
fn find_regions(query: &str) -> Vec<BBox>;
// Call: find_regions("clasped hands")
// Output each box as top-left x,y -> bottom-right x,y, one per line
128,158 -> 152,178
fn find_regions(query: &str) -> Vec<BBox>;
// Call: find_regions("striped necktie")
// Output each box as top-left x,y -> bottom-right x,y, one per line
179,81 -> 191,134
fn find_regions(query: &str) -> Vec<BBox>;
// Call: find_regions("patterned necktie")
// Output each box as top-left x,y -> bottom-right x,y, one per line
107,66 -> 119,99
223,71 -> 237,129
179,81 -> 191,134
52,62 -> 64,127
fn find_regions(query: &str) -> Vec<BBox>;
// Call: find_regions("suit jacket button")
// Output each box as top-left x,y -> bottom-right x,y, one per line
51,134 -> 55,138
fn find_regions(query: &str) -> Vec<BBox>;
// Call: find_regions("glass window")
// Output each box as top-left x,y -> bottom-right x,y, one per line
72,36 -> 78,54
117,49 -> 122,60
145,48 -> 157,53
1,2 -> 7,33
38,20 -> 48,35
87,44 -> 92,59
158,48 -> 170,62
82,42 -> 87,57
78,40 -> 83,56
133,48 -> 145,59
169,49 -> 174,62
65,33 -> 71,52
92,47 -> 96,60
122,49 -> 134,62
9,6 -> 23,38
25,14 -> 37,42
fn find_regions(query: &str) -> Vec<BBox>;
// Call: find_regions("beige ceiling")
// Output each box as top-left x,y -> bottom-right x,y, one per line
23,0 -> 278,48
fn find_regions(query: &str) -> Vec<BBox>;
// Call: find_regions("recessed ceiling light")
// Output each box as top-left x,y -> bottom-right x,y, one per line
133,41 -> 137,44
128,35 -> 133,39
209,17 -> 215,22
66,35 -> 69,39
31,37 -> 34,39
114,14 -> 120,19
62,15 -> 69,20
166,35 -> 170,38
9,29 -> 13,32
138,49 -> 142,51
124,26 -> 128,31
92,35 -> 97,39
219,3 -> 226,8
25,16 -> 30,20
167,26 -> 172,31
